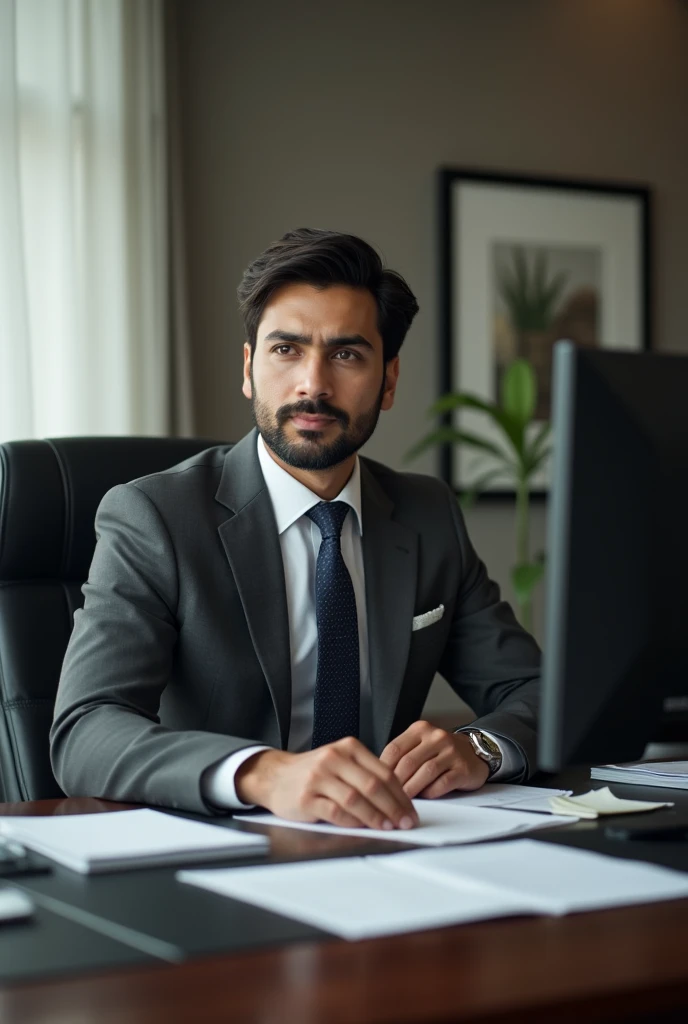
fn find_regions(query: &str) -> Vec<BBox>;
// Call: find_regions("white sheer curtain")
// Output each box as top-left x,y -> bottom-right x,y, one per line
0,0 -> 188,441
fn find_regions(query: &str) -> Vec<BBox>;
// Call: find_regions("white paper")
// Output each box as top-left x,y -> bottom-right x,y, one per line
550,787 -> 672,819
0,887 -> 34,923
598,761 -> 688,778
178,857 -> 532,940
178,837 -> 688,941
378,839 -> 688,915
439,784 -> 572,814
235,800 -> 575,846
501,796 -> 568,814
0,809 -> 268,874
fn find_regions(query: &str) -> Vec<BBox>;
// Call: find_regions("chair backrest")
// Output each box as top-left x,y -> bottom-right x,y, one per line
0,436 -> 224,802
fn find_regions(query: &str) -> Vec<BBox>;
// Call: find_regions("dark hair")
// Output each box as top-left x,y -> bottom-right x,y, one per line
237,228 -> 419,362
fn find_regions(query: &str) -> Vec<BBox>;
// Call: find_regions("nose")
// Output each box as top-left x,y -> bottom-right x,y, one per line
295,351 -> 333,401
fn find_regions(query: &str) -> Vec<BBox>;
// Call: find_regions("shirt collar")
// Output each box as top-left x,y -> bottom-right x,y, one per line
257,434 -> 363,536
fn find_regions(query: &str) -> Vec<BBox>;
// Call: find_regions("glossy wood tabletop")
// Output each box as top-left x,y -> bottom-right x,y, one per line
1,797 -> 688,1024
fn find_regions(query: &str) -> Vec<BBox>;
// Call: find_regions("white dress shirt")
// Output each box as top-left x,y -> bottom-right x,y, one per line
203,435 -> 521,809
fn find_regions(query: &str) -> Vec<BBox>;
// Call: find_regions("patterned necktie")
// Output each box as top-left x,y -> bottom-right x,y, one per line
306,501 -> 360,748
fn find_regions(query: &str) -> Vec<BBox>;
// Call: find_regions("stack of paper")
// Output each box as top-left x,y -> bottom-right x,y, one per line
549,787 -> 673,819
591,761 -> 688,790
178,838 -> 688,941
236,799 -> 575,846
0,809 -> 269,874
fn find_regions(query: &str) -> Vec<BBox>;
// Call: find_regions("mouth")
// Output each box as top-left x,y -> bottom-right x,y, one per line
290,414 -> 338,431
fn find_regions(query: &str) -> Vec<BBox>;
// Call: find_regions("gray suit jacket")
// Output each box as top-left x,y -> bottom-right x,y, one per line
50,429 -> 541,814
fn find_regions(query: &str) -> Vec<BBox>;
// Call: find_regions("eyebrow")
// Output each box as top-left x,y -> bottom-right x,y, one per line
263,329 -> 374,351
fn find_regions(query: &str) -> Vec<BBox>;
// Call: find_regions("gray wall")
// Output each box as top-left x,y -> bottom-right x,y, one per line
176,0 -> 688,714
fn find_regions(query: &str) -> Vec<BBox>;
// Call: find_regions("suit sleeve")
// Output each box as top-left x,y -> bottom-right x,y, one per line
437,485 -> 541,780
50,483 -> 258,813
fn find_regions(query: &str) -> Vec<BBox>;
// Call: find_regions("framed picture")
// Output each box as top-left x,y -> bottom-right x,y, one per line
438,168 -> 652,496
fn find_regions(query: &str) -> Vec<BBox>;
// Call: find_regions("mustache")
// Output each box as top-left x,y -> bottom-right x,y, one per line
276,400 -> 349,429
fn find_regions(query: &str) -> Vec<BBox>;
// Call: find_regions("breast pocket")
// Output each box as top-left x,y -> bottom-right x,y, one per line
409,615 -> 448,666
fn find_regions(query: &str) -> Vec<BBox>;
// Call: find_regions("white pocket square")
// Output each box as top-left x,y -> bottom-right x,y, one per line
412,604 -> 445,632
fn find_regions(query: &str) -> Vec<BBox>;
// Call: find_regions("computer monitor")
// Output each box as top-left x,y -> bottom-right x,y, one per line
538,341 -> 688,771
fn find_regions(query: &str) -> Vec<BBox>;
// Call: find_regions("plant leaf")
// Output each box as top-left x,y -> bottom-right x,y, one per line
513,246 -> 528,294
527,421 -> 551,458
534,249 -> 547,299
522,421 -> 551,475
428,392 -> 498,418
404,426 -> 509,463
543,270 -> 567,309
511,560 -> 546,604
459,466 -> 513,509
527,446 -> 552,475
425,391 -> 524,459
501,359 -> 536,426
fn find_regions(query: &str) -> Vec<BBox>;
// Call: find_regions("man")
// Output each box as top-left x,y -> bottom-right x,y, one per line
50,228 -> 540,830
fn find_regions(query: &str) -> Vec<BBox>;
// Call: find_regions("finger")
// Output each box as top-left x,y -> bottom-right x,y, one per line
418,769 -> 465,800
417,753 -> 489,798
336,756 -> 418,828
315,775 -> 398,831
310,796 -> 369,829
345,737 -> 402,779
402,755 -> 450,799
328,742 -> 418,826
379,725 -> 425,769
342,738 -> 419,821
313,739 -> 417,825
394,730 -> 449,786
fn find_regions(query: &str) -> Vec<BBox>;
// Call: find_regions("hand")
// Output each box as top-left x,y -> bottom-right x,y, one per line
380,721 -> 489,799
235,736 -> 420,831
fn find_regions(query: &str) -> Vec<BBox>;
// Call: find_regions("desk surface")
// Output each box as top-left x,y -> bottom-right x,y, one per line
2,775 -> 688,1024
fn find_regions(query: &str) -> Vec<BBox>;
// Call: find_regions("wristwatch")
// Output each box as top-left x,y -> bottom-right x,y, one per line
462,729 -> 503,778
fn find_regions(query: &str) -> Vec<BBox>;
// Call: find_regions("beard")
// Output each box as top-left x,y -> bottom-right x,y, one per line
251,374 -> 385,471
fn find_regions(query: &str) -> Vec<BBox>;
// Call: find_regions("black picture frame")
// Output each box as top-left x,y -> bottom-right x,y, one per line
438,168 -> 652,499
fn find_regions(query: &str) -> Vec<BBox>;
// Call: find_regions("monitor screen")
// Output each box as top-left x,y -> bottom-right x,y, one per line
538,342 -> 688,770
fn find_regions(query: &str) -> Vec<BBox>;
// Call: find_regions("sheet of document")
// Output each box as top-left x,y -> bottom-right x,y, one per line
178,857 -> 532,940
501,796 -> 569,814
439,783 -> 571,806
377,839 -> 688,915
437,783 -> 572,815
235,800 -> 574,846
0,809 -> 268,873
178,837 -> 688,940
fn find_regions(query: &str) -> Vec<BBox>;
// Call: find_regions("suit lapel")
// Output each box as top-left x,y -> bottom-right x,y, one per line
360,460 -> 418,753
215,431 -> 291,748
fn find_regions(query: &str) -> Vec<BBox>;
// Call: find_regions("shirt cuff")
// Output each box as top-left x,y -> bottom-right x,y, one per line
202,746 -> 272,810
455,728 -> 525,782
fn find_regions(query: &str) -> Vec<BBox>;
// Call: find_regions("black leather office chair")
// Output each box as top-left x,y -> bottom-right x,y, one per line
0,436 -> 224,802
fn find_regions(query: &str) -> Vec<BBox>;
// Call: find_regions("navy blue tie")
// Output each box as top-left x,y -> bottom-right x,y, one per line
306,501 -> 360,748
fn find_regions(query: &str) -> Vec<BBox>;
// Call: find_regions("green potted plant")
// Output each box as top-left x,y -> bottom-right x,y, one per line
406,359 -> 550,633
497,245 -> 567,357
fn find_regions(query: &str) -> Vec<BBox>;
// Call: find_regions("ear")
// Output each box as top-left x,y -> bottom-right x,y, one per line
380,356 -> 400,412
242,342 -> 253,400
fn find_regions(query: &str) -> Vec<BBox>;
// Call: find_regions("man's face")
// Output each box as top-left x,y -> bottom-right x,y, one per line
242,283 -> 399,470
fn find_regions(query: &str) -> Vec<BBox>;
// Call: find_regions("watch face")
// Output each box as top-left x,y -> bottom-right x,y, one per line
478,733 -> 501,758
469,731 -> 501,773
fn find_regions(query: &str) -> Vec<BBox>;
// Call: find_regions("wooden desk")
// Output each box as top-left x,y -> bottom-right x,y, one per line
1,791 -> 688,1024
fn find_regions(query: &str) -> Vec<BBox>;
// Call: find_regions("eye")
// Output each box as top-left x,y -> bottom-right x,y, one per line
333,349 -> 359,361
272,344 -> 295,356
